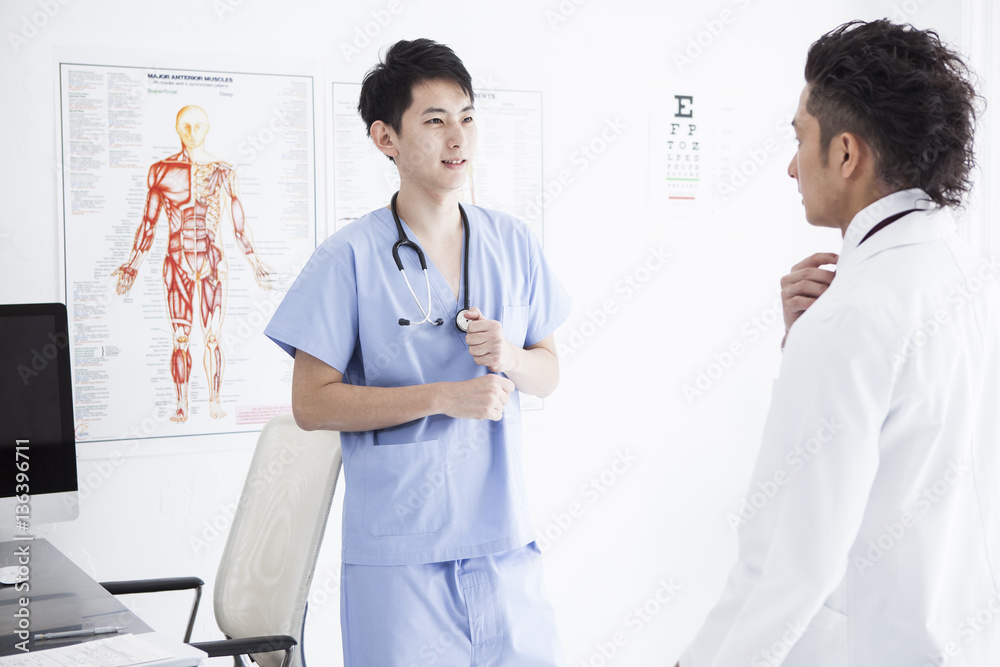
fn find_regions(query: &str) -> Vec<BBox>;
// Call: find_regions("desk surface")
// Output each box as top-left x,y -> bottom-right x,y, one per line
0,538 -> 153,656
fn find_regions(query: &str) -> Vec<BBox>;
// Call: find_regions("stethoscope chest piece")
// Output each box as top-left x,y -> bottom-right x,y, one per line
456,309 -> 471,333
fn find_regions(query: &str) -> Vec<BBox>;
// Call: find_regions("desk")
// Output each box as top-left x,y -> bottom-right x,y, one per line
0,538 -> 153,656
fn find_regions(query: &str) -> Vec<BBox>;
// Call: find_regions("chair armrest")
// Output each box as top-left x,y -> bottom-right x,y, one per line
101,577 -> 204,642
191,635 -> 297,658
100,577 -> 205,595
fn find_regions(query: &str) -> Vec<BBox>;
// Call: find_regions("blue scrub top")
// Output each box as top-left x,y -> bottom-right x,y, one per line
264,205 -> 571,565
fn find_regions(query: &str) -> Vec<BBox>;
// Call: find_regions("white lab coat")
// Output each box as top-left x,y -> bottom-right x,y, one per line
682,189 -> 1000,667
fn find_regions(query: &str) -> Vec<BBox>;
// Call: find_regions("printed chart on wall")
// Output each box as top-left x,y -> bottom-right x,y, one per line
58,59 -> 317,443
648,90 -> 729,225
331,83 -> 546,409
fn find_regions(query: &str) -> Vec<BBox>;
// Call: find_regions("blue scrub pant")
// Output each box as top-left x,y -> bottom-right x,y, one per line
341,542 -> 566,666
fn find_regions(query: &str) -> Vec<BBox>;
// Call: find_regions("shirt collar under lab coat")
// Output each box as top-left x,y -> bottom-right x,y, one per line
837,188 -> 945,275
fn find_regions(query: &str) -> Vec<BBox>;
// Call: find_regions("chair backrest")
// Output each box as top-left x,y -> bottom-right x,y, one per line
213,414 -> 342,667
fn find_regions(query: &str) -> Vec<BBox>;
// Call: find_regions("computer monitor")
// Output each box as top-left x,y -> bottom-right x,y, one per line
0,303 -> 80,530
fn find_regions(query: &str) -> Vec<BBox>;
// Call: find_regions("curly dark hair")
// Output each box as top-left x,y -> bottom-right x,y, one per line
804,20 -> 981,208
358,38 -> 474,143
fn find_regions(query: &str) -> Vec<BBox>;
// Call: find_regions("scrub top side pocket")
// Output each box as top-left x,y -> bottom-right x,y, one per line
361,439 -> 452,537
501,305 -> 530,347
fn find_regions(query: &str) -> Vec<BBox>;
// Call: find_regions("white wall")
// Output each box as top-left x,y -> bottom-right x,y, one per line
1,1 -> 995,665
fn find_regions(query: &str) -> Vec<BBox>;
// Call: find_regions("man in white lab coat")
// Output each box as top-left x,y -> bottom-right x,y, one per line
679,20 -> 1000,667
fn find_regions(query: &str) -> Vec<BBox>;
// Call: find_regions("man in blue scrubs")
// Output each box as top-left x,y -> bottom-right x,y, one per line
265,39 -> 570,665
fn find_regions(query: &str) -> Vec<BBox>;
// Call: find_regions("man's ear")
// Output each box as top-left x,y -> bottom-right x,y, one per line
836,131 -> 864,180
370,120 -> 399,159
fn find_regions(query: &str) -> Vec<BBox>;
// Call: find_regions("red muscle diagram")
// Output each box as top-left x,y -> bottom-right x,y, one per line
113,105 -> 273,423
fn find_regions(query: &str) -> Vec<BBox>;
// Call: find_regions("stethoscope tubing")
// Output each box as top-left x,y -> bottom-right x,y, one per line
390,191 -> 471,332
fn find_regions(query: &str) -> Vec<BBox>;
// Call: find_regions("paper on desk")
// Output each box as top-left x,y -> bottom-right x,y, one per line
0,632 -> 205,666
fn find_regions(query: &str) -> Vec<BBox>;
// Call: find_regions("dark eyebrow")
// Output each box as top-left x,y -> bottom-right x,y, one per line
421,105 -> 475,115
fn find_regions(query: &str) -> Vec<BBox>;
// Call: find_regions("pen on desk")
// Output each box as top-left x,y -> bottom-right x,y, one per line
33,626 -> 126,641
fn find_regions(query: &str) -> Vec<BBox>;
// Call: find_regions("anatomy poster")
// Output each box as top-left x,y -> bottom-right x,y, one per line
59,59 -> 317,443
330,83 -> 544,239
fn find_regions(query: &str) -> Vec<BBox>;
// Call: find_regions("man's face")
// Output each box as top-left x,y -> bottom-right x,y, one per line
176,108 -> 209,150
788,86 -> 841,229
389,79 -> 477,196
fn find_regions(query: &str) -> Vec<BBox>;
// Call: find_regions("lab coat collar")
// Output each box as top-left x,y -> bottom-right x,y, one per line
837,188 -> 943,274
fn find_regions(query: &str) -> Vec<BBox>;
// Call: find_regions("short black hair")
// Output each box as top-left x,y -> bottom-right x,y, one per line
804,20 -> 981,208
358,38 -> 474,139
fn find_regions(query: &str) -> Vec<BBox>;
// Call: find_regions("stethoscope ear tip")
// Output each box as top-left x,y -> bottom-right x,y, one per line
433,318 -> 444,326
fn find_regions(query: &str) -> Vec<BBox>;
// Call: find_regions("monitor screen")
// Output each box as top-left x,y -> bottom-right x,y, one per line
0,303 -> 79,528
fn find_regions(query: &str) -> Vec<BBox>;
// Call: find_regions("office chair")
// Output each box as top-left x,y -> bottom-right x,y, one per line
103,414 -> 343,667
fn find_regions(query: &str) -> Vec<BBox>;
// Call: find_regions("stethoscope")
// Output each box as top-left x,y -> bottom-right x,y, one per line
391,192 -> 473,333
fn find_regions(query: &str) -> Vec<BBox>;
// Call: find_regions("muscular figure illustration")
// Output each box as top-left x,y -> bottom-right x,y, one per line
114,105 -> 273,423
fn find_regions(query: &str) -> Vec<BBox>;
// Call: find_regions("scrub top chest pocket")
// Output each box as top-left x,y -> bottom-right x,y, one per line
361,439 -> 452,537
